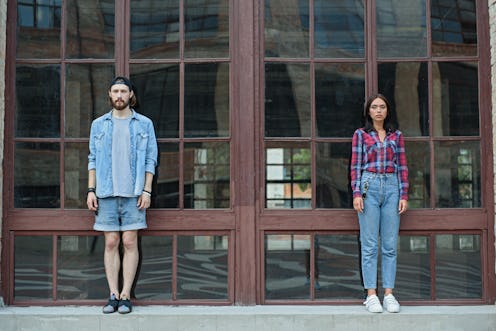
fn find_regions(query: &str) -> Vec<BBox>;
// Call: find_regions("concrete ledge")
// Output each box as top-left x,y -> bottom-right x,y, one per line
1,305 -> 495,331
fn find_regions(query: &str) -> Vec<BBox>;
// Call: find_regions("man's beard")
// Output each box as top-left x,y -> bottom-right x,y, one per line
111,98 -> 130,110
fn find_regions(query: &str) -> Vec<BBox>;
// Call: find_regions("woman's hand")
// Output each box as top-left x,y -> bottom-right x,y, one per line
398,199 -> 408,214
353,197 -> 364,213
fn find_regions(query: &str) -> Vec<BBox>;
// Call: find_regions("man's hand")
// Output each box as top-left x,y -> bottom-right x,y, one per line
87,192 -> 98,211
137,193 -> 151,210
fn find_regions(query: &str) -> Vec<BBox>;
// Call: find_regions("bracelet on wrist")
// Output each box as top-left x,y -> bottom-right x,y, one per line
87,188 -> 96,194
142,190 -> 152,196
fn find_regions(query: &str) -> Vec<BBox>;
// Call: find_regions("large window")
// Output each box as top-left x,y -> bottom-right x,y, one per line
261,0 -> 488,303
4,0 -> 493,305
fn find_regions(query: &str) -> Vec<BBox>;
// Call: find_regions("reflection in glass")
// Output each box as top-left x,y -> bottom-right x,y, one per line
314,235 -> 362,300
316,143 -> 351,208
266,144 -> 311,209
57,236 -> 106,300
65,64 -> 115,138
265,63 -> 310,137
315,63 -> 365,137
184,63 -> 229,138
376,0 -> 427,58
136,236 -> 173,300
265,234 -> 311,300
131,64 -> 180,138
15,236 -> 52,300
131,0 -> 180,59
177,236 -> 228,299
15,142 -> 60,208
431,0 -> 477,57
17,0 -> 61,58
434,141 -> 480,208
153,143 -> 180,208
435,234 -> 481,298
314,0 -> 364,58
184,142 -> 230,209
66,0 -> 115,58
395,236 -> 431,299
184,0 -> 229,58
405,142 -> 430,208
432,62 -> 479,136
265,234 -> 363,300
64,143 -> 89,209
378,62 -> 429,137
264,0 -> 309,58
16,65 -> 60,138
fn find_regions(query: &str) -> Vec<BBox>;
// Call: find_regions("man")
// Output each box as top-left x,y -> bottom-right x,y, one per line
87,76 -> 158,314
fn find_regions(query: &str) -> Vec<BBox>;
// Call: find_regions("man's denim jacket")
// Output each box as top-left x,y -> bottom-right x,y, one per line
88,110 -> 158,198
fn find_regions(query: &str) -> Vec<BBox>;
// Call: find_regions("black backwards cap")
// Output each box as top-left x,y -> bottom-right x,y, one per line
109,76 -> 132,91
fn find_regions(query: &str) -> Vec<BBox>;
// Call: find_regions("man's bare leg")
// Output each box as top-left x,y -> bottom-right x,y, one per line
120,230 -> 139,299
104,231 -> 121,298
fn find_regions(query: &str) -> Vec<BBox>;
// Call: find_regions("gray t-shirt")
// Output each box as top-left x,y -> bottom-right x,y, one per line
112,116 -> 134,197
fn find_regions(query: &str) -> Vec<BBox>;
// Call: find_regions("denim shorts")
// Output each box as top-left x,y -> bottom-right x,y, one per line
93,196 -> 147,232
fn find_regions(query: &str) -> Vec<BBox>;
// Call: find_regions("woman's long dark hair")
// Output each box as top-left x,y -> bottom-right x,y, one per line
363,93 -> 398,133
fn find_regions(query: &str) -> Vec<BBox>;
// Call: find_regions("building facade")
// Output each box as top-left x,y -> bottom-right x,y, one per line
1,0 -> 496,306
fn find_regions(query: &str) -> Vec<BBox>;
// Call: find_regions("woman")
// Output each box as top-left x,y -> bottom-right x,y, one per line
350,94 -> 408,313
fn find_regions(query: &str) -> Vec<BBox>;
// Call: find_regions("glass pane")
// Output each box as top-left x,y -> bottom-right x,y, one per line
265,234 -> 310,300
184,142 -> 230,209
130,0 -> 180,59
131,64 -> 180,138
265,63 -> 310,137
315,63 -> 365,137
17,0 -> 62,58
15,142 -> 60,208
314,0 -> 364,58
431,0 -> 477,57
184,0 -> 229,58
57,236 -> 106,300
405,142 -> 430,208
184,63 -> 229,138
264,0 -> 309,58
314,235 -> 362,300
64,143 -> 88,209
435,234 -> 481,298
266,143 -> 311,209
395,236 -> 431,299
378,62 -> 429,137
66,0 -> 114,58
16,64 -> 60,138
153,143 -> 180,208
65,64 -> 115,138
177,235 -> 228,299
15,236 -> 52,300
316,143 -> 352,208
376,0 -> 427,58
434,141 -> 480,208
432,62 -> 479,136
136,236 -> 173,300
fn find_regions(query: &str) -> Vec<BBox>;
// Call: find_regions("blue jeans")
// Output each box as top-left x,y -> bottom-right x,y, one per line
358,171 -> 400,290
94,197 -> 147,232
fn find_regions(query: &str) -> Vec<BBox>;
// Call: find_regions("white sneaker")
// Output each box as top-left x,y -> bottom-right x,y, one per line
363,294 -> 383,313
383,294 -> 400,313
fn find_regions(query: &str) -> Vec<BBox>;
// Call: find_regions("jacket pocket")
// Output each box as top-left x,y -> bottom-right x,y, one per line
94,132 -> 105,150
137,132 -> 149,150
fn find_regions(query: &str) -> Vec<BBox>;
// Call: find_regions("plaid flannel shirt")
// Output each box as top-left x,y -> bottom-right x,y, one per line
350,128 -> 409,201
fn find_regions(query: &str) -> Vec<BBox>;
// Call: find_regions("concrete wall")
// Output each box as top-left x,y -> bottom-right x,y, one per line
0,0 -> 7,307
491,0 -> 496,277
0,0 -> 495,307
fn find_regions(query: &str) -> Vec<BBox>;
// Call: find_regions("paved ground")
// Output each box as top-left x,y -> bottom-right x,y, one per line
1,305 -> 495,331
